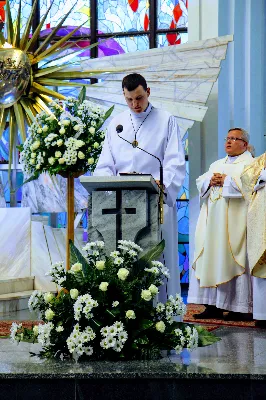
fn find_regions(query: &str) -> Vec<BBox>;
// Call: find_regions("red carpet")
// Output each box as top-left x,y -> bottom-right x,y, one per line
0,321 -> 41,337
0,307 -> 255,339
184,304 -> 257,328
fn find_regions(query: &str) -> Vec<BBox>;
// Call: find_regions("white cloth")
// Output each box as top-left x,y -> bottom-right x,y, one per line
254,168 -> 266,191
187,151 -> 253,313
94,103 -> 186,296
253,277 -> 266,320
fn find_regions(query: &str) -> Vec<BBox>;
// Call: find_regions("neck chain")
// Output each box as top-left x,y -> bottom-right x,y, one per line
130,106 -> 153,148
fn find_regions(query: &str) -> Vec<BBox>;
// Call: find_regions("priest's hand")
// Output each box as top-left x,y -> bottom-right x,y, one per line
210,173 -> 227,187
210,173 -> 222,187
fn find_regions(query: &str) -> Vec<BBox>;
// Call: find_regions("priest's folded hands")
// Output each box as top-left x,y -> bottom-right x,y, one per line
210,173 -> 227,187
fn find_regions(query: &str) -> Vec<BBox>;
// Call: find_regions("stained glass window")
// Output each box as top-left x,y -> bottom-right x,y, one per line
157,0 -> 188,29
97,0 -> 149,33
100,35 -> 149,55
157,32 -> 188,47
179,243 -> 189,283
9,0 -> 32,32
39,0 -> 90,30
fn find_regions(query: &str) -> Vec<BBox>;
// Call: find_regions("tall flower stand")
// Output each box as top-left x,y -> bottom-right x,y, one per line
66,174 -> 75,271
60,171 -> 83,271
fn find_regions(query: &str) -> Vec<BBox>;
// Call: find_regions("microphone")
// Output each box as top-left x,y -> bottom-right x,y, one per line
116,124 -> 164,224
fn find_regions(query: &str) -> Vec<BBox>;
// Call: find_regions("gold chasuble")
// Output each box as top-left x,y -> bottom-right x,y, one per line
241,153 -> 266,278
193,151 -> 253,288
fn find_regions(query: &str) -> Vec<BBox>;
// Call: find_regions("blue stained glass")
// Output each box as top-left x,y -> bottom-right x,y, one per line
179,243 -> 189,283
182,131 -> 188,155
57,212 -> 67,228
177,200 -> 189,242
177,160 -> 189,200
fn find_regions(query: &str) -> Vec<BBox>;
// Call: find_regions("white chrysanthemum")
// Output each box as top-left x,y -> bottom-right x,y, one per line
110,251 -> 120,258
10,322 -> 22,343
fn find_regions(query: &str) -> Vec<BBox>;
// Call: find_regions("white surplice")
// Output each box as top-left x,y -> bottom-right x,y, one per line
187,151 -> 253,313
94,103 -> 186,296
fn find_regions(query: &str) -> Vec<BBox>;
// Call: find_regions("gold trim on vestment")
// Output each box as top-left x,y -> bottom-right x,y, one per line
192,248 -> 204,270
231,177 -> 244,198
195,269 -> 246,288
209,186 -> 223,203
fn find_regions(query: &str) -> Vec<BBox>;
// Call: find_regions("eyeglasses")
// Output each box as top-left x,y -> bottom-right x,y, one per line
224,137 -> 246,143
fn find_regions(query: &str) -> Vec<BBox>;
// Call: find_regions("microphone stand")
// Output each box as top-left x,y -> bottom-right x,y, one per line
117,132 -> 164,224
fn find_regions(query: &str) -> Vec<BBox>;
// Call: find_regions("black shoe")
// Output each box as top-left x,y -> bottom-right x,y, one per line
255,320 -> 266,328
193,306 -> 223,320
224,312 -> 253,322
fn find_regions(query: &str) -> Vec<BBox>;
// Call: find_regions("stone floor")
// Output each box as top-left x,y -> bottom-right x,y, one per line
0,326 -> 266,399
0,326 -> 266,375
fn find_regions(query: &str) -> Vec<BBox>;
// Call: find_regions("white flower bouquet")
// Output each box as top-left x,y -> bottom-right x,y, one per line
11,240 -> 219,361
18,88 -> 114,179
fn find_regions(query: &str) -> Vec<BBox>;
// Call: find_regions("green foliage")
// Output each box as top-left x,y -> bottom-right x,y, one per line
11,240 -> 220,361
195,326 -> 221,347
78,86 -> 86,104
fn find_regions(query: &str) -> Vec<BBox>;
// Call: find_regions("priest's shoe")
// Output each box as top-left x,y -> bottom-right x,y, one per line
255,320 -> 266,328
223,312 -> 253,321
193,305 -> 223,319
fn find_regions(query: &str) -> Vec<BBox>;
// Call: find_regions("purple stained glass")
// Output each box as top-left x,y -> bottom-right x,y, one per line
39,27 -> 125,58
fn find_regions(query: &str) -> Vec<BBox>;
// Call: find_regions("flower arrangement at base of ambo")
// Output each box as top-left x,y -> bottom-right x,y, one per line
10,240 -> 219,361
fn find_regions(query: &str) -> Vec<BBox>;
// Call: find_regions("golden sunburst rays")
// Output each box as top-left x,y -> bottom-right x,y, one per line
0,0 -> 110,175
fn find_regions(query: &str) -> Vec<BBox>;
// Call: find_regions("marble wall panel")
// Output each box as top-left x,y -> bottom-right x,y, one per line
31,221 -> 56,292
0,208 -> 31,278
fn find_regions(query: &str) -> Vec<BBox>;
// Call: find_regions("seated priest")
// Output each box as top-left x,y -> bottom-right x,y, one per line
187,128 -> 253,320
241,152 -> 266,327
93,73 -> 186,298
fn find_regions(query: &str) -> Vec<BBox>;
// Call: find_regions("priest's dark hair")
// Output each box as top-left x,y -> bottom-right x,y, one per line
122,73 -> 148,92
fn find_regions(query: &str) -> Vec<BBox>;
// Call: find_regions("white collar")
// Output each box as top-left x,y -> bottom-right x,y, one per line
130,103 -> 153,120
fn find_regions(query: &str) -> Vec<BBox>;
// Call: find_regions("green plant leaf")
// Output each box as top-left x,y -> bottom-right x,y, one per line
96,105 -> 115,131
140,240 -> 165,264
78,86 -> 86,104
195,326 -> 221,347
135,335 -> 149,345
69,240 -> 90,278
140,319 -> 154,331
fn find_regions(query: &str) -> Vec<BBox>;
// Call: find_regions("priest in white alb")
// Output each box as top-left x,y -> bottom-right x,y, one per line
94,73 -> 186,297
188,128 -> 253,320
241,152 -> 266,327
